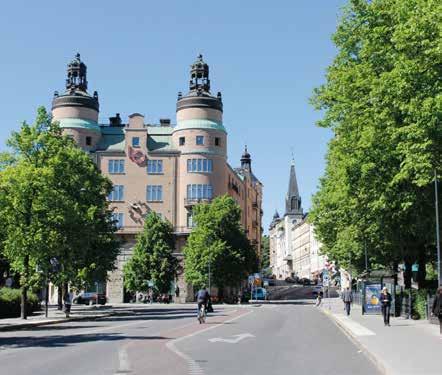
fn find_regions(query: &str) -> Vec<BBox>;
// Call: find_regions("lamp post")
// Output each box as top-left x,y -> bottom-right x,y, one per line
435,169 -> 441,286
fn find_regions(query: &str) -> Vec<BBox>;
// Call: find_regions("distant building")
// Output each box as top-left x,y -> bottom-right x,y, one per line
50,54 -> 263,302
269,160 -> 326,281
269,161 -> 303,279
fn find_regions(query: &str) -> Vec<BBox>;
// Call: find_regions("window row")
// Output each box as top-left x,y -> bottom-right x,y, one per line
109,159 -> 125,174
146,185 -> 163,202
147,159 -> 163,174
179,136 -> 221,146
186,184 -> 213,200
109,183 -> 213,202
187,159 -> 213,173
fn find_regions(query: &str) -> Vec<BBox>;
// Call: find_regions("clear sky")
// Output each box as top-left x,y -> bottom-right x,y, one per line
0,0 -> 346,232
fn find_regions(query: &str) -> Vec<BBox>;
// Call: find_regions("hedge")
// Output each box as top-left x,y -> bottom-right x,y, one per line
0,288 -> 40,318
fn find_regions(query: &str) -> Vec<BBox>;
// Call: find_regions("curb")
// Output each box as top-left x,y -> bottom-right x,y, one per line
0,312 -> 114,332
320,307 -> 389,375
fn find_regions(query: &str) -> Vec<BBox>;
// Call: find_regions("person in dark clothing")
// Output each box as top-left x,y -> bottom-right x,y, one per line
195,287 -> 210,317
432,286 -> 442,335
342,287 -> 352,316
380,287 -> 392,326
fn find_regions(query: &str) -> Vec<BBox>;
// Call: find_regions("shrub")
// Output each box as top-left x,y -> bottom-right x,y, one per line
411,289 -> 429,320
0,288 -> 40,318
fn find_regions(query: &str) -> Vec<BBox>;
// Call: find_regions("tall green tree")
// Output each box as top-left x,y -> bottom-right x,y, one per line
123,212 -> 177,294
0,107 -> 119,318
261,235 -> 270,270
183,195 -> 258,297
310,0 -> 441,286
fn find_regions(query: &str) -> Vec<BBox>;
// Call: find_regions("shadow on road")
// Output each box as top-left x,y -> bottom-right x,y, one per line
0,334 -> 169,350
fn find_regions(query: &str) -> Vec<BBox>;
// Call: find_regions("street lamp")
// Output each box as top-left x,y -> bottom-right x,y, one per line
434,169 -> 441,286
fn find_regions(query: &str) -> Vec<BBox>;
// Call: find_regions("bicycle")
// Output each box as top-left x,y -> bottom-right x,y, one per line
198,304 -> 206,324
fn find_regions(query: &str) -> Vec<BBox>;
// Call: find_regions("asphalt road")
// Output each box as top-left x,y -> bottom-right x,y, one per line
0,302 -> 380,375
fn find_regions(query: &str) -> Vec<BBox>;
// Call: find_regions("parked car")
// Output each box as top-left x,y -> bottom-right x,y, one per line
252,287 -> 267,300
264,278 -> 276,286
299,278 -> 311,286
285,277 -> 297,284
73,292 -> 106,305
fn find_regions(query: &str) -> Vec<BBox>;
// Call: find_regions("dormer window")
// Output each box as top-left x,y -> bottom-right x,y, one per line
132,137 -> 140,147
196,136 -> 204,145
215,137 -> 220,146
179,137 -> 185,146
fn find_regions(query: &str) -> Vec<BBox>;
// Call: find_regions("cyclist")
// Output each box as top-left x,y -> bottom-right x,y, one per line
196,287 -> 210,323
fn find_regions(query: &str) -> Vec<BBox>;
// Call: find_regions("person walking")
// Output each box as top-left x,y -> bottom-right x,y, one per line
342,287 -> 352,316
432,286 -> 442,335
380,286 -> 392,326
63,289 -> 73,318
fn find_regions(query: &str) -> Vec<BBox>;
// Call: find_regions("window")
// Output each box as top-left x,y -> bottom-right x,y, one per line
146,185 -> 163,202
187,212 -> 195,228
111,213 -> 124,228
147,160 -> 163,174
186,184 -> 213,199
108,185 -> 124,201
132,137 -> 140,147
86,136 -> 92,146
179,137 -> 185,146
196,136 -> 204,145
187,158 -> 213,173
108,160 -> 125,174
215,137 -> 220,146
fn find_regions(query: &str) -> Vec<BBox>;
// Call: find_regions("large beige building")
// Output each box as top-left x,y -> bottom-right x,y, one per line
51,54 -> 263,302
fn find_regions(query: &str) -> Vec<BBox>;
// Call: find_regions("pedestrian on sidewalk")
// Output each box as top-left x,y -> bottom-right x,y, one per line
342,287 -> 352,316
63,289 -> 73,318
380,287 -> 392,326
431,286 -> 442,335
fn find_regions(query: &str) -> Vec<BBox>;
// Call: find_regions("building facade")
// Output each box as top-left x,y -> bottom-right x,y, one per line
51,54 -> 263,302
269,162 -> 303,279
269,161 -> 326,281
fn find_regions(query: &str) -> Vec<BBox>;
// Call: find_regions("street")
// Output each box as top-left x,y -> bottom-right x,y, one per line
0,302 -> 380,375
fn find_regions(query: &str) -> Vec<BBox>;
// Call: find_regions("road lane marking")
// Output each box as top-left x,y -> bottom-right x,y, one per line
116,342 -> 131,374
208,333 -> 255,343
166,309 -> 253,375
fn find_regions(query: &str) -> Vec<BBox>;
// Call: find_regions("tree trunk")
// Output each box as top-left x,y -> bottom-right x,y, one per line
417,249 -> 427,289
404,259 -> 412,289
20,255 -> 29,319
57,286 -> 63,310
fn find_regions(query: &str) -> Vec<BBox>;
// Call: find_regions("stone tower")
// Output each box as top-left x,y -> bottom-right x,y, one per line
285,160 -> 303,220
172,55 -> 228,228
51,53 -> 101,151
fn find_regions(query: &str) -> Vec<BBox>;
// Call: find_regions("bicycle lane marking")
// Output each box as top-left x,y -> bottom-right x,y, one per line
166,309 -> 253,375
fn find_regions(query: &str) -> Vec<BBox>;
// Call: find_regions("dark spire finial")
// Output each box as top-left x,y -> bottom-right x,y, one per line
189,54 -> 210,92
241,145 -> 252,172
65,52 -> 88,91
285,161 -> 302,217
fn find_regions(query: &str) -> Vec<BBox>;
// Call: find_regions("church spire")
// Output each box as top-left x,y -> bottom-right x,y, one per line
285,160 -> 302,217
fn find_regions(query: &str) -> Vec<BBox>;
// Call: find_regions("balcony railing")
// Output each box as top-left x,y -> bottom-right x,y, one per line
184,198 -> 212,207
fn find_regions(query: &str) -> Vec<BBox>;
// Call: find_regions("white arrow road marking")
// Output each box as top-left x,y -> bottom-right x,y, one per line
208,333 -> 255,344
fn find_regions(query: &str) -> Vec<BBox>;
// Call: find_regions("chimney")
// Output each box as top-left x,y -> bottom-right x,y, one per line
109,113 -> 123,126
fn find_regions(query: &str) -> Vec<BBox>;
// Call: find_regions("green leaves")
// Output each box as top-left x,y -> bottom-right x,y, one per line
123,212 -> 177,294
310,0 -> 441,276
0,107 -> 119,291
183,195 -> 257,291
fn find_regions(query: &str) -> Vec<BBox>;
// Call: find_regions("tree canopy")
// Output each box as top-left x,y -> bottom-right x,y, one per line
309,0 -> 441,286
123,212 -> 177,294
183,195 -> 258,294
0,107 -> 119,317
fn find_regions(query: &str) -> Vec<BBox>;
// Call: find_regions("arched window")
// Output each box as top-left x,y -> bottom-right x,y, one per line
291,197 -> 298,210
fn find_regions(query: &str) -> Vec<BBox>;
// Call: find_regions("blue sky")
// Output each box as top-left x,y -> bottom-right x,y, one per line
0,0 -> 346,232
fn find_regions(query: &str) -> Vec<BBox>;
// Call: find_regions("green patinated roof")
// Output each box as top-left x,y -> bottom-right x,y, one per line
147,134 -> 173,152
58,118 -> 101,133
146,125 -> 173,135
174,119 -> 226,133
97,126 -> 125,152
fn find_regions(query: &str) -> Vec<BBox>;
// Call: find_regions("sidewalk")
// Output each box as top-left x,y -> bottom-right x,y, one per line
0,304 -> 114,331
320,298 -> 441,375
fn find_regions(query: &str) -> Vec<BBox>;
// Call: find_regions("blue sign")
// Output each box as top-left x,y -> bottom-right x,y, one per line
364,283 -> 382,314
412,264 -> 419,272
